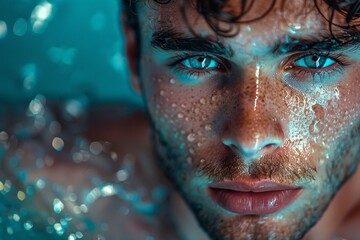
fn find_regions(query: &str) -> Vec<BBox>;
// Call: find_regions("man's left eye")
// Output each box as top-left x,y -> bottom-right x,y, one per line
294,54 -> 336,69
180,56 -> 219,70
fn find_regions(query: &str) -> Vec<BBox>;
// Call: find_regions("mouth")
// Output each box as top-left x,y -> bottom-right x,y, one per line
208,179 -> 303,215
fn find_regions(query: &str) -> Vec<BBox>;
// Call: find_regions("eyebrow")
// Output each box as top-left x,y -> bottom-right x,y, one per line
273,31 -> 360,54
151,29 -> 233,57
151,28 -> 360,57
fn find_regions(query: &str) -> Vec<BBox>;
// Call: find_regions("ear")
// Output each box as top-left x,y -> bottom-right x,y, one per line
122,18 -> 141,93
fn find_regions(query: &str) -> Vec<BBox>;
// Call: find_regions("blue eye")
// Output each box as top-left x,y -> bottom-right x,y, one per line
294,54 -> 336,69
181,56 -> 219,70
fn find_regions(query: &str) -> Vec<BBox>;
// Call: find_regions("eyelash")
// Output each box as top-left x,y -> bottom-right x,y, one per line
167,51 -> 350,85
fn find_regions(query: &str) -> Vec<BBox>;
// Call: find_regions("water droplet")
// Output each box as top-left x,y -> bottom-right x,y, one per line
187,133 -> 196,142
187,157 -> 192,164
171,103 -> 177,108
177,113 -> 184,118
205,124 -> 212,131
199,98 -> 206,104
169,78 -> 176,84
160,90 -> 165,96
200,159 -> 205,163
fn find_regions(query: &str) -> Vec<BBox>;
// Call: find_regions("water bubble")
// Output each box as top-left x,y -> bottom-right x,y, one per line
64,98 -> 87,120
54,222 -> 64,236
205,124 -> 212,131
199,98 -> 206,104
0,131 -> 8,141
7,226 -> 13,235
12,213 -> 20,222
17,191 -> 26,201
35,178 -> 46,190
187,133 -> 196,142
91,12 -> 106,31
31,1 -> 54,34
0,20 -> 7,39
89,141 -> 103,155
48,47 -> 78,65
116,169 -> 128,182
68,234 -> 76,240
28,95 -> 45,115
13,18 -> 28,36
76,232 -> 83,238
160,90 -> 165,96
177,113 -> 184,119
110,152 -> 118,160
52,137 -> 64,151
22,63 -> 38,91
49,121 -> 61,135
110,52 -> 126,72
53,198 -> 65,214
24,221 -> 34,230
169,78 -> 176,84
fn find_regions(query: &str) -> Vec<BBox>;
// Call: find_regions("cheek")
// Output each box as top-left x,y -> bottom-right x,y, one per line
141,64 -> 215,146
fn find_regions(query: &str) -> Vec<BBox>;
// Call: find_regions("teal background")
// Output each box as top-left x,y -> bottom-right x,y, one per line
0,0 -> 141,105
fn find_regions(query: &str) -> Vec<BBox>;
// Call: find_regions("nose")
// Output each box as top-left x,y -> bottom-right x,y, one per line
221,118 -> 284,162
220,65 -> 284,163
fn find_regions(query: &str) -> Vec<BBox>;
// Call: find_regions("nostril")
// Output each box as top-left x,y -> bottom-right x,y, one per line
262,143 -> 279,154
229,144 -> 239,152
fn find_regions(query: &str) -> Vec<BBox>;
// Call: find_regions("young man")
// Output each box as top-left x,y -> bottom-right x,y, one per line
120,0 -> 360,239
1,0 -> 360,239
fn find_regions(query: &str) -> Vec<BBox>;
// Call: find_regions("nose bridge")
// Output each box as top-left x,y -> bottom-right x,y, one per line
221,63 -> 284,163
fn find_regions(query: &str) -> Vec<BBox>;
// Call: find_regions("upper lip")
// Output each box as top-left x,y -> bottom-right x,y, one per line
209,178 -> 301,193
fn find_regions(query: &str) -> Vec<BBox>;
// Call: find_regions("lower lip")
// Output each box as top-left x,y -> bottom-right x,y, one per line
209,188 -> 303,215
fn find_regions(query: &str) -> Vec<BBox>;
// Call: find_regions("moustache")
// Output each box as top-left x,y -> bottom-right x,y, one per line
197,150 -> 317,184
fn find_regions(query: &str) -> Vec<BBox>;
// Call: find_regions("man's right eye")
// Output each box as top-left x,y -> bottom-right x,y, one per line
179,56 -> 220,70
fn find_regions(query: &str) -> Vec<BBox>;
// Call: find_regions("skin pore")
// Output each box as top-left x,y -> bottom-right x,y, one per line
126,0 -> 360,239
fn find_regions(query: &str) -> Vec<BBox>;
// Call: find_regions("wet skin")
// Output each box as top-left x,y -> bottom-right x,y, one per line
126,0 -> 360,239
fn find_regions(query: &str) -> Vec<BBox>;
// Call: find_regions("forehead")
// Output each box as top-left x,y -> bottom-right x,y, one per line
136,0 -> 350,51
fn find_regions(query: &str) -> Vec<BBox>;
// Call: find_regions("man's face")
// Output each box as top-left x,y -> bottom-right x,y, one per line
130,0 -> 360,239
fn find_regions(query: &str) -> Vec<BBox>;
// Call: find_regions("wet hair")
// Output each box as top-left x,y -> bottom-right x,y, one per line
121,0 -> 360,37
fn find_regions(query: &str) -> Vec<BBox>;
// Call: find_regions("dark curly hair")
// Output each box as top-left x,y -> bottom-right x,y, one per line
121,0 -> 360,35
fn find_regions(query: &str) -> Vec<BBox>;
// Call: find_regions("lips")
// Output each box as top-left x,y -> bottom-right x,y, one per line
208,179 -> 303,215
